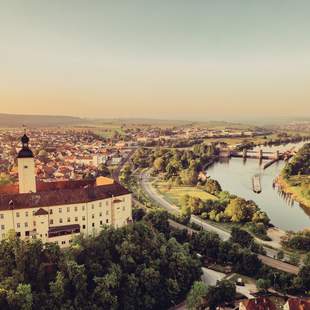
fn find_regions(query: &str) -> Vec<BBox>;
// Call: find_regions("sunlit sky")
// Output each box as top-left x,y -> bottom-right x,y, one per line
1,0 -> 310,120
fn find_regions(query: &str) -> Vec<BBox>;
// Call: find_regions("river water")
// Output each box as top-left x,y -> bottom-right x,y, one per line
206,141 -> 310,232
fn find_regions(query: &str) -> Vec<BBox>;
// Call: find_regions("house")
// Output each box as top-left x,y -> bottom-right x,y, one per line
284,298 -> 310,310
239,297 -> 276,310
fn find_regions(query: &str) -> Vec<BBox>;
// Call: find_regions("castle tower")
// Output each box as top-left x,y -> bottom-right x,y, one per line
17,134 -> 36,193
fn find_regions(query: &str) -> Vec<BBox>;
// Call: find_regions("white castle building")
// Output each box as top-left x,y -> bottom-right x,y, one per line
0,134 -> 132,247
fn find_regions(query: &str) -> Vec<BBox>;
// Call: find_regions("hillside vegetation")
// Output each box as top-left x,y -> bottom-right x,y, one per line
281,143 -> 310,207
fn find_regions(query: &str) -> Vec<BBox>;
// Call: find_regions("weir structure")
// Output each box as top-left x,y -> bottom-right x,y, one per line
218,147 -> 296,170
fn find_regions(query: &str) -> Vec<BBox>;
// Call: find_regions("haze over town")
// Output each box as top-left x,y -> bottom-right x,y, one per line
1,0 -> 310,120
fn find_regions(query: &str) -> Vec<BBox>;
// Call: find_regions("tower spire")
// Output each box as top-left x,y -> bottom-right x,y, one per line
18,127 -> 33,158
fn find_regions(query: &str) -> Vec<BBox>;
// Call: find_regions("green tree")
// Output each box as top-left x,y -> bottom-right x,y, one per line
49,272 -> 66,309
277,250 -> 284,260
206,280 -> 236,310
92,264 -> 121,309
98,163 -> 111,177
256,278 -> 271,292
144,209 -> 170,236
180,168 -> 198,186
153,157 -> 165,172
186,281 -> 207,310
119,163 -> 131,183
289,252 -> 301,266
225,198 -> 250,222
204,178 -> 222,195
7,284 -> 33,310
230,227 -> 253,248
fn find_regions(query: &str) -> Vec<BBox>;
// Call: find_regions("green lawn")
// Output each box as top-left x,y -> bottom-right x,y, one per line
154,181 -> 218,206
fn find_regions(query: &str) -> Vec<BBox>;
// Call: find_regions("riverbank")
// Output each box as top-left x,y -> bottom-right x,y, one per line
275,175 -> 310,208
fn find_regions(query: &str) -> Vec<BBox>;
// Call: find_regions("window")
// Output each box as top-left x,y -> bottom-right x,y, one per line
25,231 -> 30,237
92,214 -> 94,219
82,225 -> 86,229
67,207 -> 70,212
82,206 -> 85,211
32,210 -> 35,215
106,219 -> 109,224
0,214 -> 3,219
1,225 -> 5,230
16,232 -> 21,237
61,241 -> 66,245
92,223 -> 95,227
50,219 -> 53,225
74,206 -> 78,212
123,206 -> 126,211
24,165 -> 28,169
59,208 -> 62,213
91,204 -> 94,209
99,212 -> 102,217
33,221 -> 36,227
67,217 -> 71,223
24,222 -> 28,228
2,233 -> 5,238
99,202 -> 102,207
16,212 -> 20,218
17,223 -> 20,228
75,217 -> 78,222
59,218 -> 63,224
25,211 -> 28,217
69,239 -> 72,243
82,216 -> 86,221
49,209 -> 53,214
100,220 -> 103,225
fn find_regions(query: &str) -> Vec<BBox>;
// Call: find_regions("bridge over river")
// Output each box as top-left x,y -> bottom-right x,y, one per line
219,147 -> 296,170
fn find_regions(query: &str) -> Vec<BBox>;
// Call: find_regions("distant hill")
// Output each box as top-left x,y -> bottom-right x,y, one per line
0,113 -> 88,128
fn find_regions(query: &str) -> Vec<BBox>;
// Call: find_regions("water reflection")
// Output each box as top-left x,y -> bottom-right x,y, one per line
207,150 -> 310,231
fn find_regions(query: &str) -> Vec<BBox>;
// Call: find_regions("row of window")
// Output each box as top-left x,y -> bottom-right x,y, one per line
1,216 -> 111,231
7,220 -> 106,239
1,206 -> 126,230
0,198 -> 127,219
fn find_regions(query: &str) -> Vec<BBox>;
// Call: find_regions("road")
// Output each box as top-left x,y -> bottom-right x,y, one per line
112,149 -> 136,182
140,170 -> 230,240
258,255 -> 299,275
140,169 -> 300,275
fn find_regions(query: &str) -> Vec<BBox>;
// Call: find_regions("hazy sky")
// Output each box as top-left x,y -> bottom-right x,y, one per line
1,0 -> 310,120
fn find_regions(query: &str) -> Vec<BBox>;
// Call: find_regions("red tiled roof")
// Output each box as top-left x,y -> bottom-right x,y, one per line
286,298 -> 310,310
0,180 -> 130,211
241,298 -> 276,310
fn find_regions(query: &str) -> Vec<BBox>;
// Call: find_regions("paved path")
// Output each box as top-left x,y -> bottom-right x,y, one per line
140,170 -> 300,275
258,255 -> 299,275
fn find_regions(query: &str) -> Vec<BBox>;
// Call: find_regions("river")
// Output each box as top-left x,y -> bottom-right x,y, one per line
206,141 -> 310,232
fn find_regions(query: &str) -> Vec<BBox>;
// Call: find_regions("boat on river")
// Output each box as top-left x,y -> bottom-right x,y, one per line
252,174 -> 262,193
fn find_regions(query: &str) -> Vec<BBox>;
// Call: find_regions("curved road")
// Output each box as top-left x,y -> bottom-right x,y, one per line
140,169 -> 299,275
140,170 -> 230,240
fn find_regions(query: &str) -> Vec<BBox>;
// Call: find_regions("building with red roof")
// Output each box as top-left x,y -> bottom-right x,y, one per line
0,134 -> 132,247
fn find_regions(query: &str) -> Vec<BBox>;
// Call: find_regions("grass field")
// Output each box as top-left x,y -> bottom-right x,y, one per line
154,180 -> 218,206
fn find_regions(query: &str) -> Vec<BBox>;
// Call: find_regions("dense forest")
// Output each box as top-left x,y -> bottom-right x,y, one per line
0,221 -> 201,310
0,210 -> 310,309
